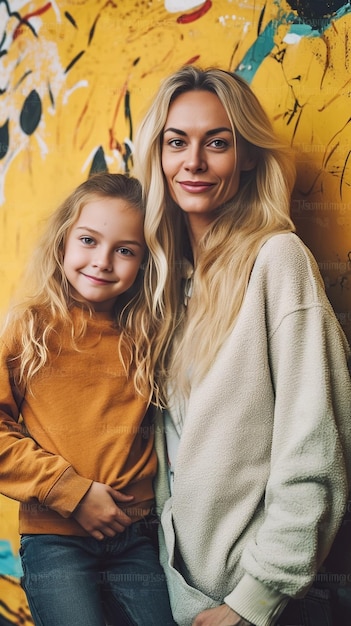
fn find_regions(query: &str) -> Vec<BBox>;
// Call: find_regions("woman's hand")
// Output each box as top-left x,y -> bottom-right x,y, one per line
72,481 -> 134,540
192,605 -> 251,626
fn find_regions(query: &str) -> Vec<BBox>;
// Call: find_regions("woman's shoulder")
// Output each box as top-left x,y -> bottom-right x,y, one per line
258,232 -> 314,262
255,232 -> 322,284
250,232 -> 328,311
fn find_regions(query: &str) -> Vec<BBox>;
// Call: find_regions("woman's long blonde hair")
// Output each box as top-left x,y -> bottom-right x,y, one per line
3,173 -> 160,404
135,65 -> 296,399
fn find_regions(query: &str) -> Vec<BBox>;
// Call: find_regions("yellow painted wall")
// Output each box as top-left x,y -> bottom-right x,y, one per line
0,1 -> 350,621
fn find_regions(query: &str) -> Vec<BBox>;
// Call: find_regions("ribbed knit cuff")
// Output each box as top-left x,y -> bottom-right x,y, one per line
44,466 -> 93,518
224,574 -> 288,626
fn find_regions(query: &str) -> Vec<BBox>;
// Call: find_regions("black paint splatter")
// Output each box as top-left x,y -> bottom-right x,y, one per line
0,119 -> 9,159
65,11 -> 77,28
20,90 -> 42,135
64,51 -> 85,74
287,0 -> 346,19
88,15 -> 100,45
89,146 -> 108,175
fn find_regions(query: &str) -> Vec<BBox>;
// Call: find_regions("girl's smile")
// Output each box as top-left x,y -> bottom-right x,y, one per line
63,196 -> 145,313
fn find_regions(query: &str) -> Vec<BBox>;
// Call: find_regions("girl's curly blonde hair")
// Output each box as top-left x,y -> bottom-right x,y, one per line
2,173 -> 161,405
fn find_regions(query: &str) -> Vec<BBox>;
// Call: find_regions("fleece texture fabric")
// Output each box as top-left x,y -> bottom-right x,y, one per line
154,233 -> 351,626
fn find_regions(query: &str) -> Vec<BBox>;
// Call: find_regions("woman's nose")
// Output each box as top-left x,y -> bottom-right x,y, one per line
184,145 -> 206,172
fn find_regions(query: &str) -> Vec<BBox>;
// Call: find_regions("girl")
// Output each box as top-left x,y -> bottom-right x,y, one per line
134,66 -> 351,626
0,173 -> 175,626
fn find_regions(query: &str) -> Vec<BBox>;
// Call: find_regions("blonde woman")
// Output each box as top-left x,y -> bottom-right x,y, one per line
0,173 -> 175,626
134,66 -> 351,626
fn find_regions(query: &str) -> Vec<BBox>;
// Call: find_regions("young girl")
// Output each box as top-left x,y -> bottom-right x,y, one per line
134,66 -> 351,626
0,173 -> 175,626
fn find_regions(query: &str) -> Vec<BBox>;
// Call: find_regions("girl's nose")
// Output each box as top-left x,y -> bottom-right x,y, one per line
93,250 -> 113,271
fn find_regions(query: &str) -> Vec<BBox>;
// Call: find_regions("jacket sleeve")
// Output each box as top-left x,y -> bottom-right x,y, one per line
226,238 -> 351,625
0,337 -> 92,517
226,307 -> 351,624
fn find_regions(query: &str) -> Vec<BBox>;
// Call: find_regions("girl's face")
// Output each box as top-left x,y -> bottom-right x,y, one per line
162,90 -> 253,239
63,196 -> 145,314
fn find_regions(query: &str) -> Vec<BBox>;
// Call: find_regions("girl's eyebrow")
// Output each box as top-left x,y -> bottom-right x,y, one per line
76,226 -> 143,247
163,126 -> 232,136
76,226 -> 100,235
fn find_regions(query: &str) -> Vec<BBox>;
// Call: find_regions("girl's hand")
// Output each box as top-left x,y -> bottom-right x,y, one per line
192,605 -> 252,626
72,481 -> 134,540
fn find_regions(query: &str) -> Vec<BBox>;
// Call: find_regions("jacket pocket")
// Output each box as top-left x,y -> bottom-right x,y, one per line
160,497 -> 218,626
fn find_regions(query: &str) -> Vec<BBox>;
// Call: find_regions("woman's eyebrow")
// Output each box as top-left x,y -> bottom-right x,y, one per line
163,127 -> 186,135
163,126 -> 232,136
206,127 -> 232,136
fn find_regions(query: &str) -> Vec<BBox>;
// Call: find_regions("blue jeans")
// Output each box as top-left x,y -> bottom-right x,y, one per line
20,520 -> 176,626
276,587 -> 333,626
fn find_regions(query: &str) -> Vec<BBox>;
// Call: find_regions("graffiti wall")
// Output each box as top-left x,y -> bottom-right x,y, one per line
0,0 -> 350,622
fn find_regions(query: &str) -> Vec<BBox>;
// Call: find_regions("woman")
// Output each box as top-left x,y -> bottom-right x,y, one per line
134,66 -> 351,626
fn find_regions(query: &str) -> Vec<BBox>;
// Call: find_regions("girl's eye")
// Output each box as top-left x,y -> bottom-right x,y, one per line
117,247 -> 134,256
80,236 -> 95,245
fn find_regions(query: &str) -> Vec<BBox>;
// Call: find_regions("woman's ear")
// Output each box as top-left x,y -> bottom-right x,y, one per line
240,145 -> 257,172
237,134 -> 257,172
241,154 -> 257,172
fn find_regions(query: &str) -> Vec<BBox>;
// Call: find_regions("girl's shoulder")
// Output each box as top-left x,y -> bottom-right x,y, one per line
1,304 -> 64,349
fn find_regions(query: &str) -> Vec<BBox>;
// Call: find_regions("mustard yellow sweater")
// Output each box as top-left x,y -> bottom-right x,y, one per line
0,307 -> 156,535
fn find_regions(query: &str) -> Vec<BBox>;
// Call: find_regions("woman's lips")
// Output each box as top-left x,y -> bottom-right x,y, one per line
178,181 -> 215,193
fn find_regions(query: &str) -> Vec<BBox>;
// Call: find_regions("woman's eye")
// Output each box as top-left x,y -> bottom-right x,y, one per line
80,236 -> 95,245
210,139 -> 228,148
168,138 -> 185,148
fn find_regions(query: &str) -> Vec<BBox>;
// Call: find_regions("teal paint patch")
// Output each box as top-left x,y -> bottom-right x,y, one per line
288,23 -> 315,36
235,13 -> 296,83
0,540 -> 22,577
285,2 -> 351,39
235,20 -> 277,83
235,4 -> 351,83
335,2 -> 351,18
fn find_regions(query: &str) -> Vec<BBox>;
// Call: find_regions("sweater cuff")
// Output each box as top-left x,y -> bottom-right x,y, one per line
43,466 -> 93,518
224,573 -> 288,626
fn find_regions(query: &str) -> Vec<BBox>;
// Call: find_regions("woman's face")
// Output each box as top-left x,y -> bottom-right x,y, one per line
161,89 -> 253,235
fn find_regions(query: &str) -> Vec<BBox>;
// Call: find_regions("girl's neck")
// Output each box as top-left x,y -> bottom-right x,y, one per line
70,302 -> 114,322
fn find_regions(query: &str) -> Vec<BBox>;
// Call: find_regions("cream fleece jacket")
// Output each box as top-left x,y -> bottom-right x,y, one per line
154,233 -> 351,626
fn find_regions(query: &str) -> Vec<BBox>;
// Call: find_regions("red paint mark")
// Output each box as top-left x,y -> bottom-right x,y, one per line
184,55 -> 201,65
13,2 -> 52,39
331,20 -> 338,35
74,101 -> 89,149
177,0 -> 212,24
23,2 -> 52,20
108,129 -> 122,152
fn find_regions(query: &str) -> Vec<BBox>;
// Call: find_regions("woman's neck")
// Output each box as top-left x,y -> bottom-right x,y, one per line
186,217 -> 209,266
